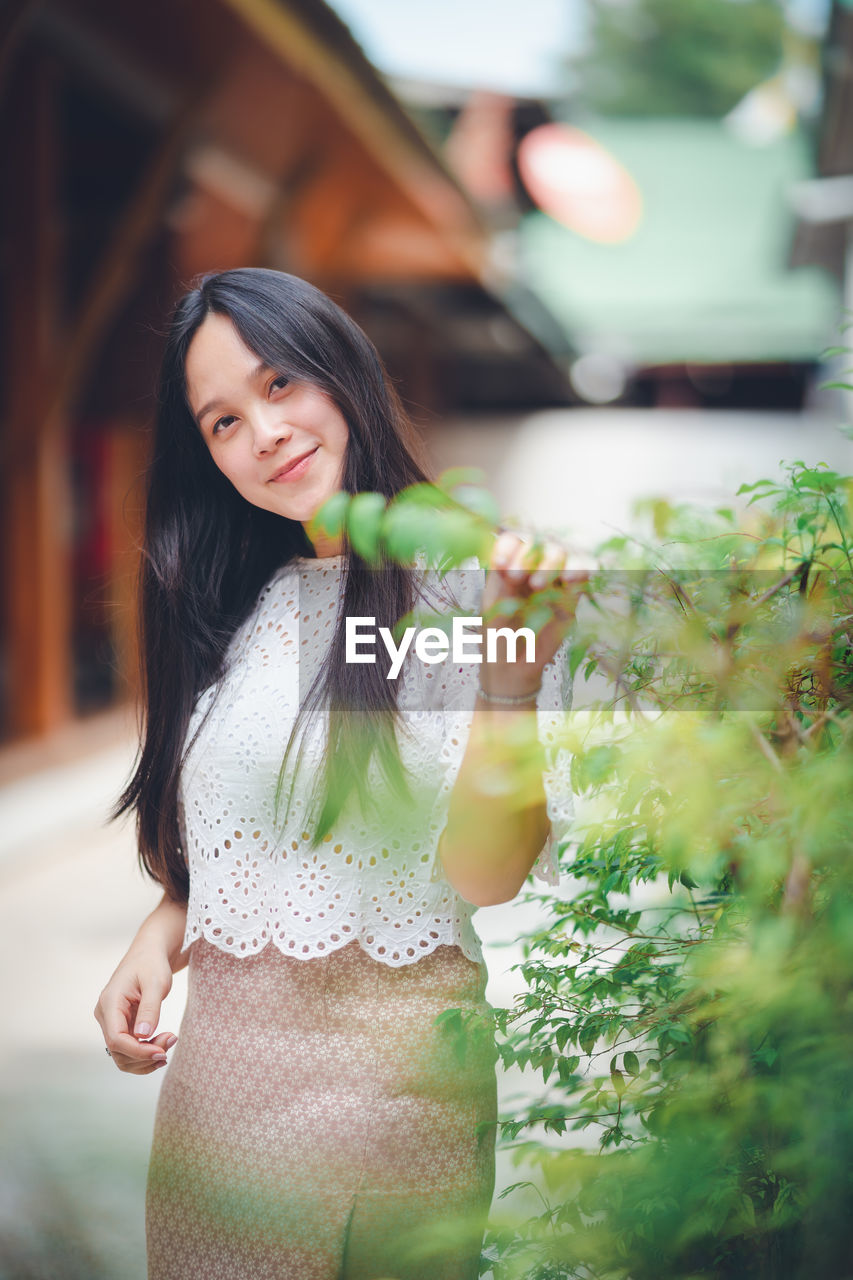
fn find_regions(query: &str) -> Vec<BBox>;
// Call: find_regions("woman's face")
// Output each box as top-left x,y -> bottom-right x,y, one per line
184,312 -> 349,549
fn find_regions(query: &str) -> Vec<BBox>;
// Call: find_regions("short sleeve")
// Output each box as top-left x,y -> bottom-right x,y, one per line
176,782 -> 190,870
405,566 -> 575,891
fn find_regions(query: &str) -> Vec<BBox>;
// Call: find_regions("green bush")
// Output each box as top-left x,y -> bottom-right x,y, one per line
316,446 -> 853,1278
484,460 -> 853,1280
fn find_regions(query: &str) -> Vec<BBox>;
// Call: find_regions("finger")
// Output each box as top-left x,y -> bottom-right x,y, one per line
503,535 -> 541,576
133,986 -> 164,1040
491,529 -> 545,577
485,533 -> 529,618
99,993 -> 172,1066
96,988 -> 138,1048
490,529 -> 523,570
109,1049 -> 169,1075
559,550 -> 596,582
107,1028 -> 171,1064
113,1029 -> 177,1075
560,570 -> 592,589
529,542 -> 568,591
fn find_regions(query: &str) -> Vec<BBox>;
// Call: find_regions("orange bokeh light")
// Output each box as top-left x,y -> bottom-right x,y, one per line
517,123 -> 643,243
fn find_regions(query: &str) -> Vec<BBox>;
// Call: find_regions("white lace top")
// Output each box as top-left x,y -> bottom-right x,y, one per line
179,556 -> 574,967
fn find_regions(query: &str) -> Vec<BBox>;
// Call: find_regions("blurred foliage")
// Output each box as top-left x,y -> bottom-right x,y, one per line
310,467 -> 500,570
575,0 -> 786,117
477,454 -> 853,1280
318,425 -> 853,1277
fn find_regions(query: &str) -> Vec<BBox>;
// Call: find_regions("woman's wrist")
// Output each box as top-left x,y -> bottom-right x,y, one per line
133,895 -> 189,973
128,929 -> 181,975
476,684 -> 540,707
477,666 -> 542,704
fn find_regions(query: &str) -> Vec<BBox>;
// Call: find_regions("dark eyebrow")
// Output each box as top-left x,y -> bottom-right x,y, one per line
195,361 -> 272,426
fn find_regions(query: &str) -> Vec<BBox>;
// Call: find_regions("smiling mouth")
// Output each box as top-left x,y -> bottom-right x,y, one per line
270,447 -> 319,482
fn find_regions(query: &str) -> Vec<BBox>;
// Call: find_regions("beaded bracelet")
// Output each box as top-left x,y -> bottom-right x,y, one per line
476,684 -> 541,707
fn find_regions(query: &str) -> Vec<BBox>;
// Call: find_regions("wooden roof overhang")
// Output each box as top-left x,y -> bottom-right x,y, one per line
0,0 -> 569,740
4,0 -> 493,355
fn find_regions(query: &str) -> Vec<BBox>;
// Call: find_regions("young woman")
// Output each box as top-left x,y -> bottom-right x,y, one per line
94,268 -> 581,1280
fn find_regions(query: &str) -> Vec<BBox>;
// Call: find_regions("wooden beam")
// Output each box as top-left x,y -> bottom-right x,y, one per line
43,93 -> 203,432
255,144 -> 328,266
218,0 -> 486,279
103,422 -> 150,706
1,47 -> 72,737
1,61 -> 202,740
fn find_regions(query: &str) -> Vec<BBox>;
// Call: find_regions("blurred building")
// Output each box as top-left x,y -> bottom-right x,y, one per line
403,81 -> 840,411
790,0 -> 853,393
517,117 -> 840,409
0,0 -> 569,746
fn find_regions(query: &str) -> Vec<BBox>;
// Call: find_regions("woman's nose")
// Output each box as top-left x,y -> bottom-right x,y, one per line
251,412 -> 293,455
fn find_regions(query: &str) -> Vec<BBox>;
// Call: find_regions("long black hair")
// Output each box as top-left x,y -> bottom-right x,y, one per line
113,268 -> 431,901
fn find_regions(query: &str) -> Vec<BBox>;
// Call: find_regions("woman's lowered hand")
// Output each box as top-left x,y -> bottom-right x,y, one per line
94,892 -> 188,1075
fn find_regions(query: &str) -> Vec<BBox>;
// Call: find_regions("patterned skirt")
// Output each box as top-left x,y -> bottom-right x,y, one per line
146,938 -> 497,1280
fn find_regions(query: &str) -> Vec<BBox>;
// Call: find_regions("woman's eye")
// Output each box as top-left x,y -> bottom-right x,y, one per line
212,415 -> 237,435
270,376 -> 289,393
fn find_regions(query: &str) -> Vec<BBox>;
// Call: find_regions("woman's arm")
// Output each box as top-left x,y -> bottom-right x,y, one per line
94,891 -> 188,1075
438,531 -> 586,906
438,703 -> 551,905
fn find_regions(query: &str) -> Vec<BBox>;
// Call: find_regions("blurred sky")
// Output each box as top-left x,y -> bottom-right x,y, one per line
329,0 -> 832,96
330,0 -> 585,95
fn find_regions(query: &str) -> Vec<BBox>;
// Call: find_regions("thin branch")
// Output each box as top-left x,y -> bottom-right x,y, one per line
748,719 -> 784,773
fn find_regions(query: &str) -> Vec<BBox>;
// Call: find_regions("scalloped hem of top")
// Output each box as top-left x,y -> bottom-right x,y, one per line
180,924 -> 485,968
530,829 -> 562,888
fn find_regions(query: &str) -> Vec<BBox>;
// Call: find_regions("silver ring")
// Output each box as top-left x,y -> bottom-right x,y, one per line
105,1047 -> 112,1058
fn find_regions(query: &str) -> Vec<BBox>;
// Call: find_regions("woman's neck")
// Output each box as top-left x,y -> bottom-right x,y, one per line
303,528 -> 344,559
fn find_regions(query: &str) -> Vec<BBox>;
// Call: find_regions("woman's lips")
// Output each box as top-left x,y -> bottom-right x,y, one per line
269,447 -> 318,483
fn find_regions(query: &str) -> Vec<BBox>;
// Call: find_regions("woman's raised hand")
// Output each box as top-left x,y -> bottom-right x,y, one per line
479,529 -> 591,698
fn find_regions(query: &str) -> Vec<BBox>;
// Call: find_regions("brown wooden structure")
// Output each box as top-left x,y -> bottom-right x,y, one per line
790,2 -> 853,294
0,0 -> 568,746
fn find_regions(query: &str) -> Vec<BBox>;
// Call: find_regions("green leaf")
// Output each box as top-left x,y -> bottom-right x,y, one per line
346,492 -> 386,563
435,509 -> 491,564
568,640 -> 588,680
435,467 -> 485,493
312,489 -> 351,540
555,1024 -> 573,1053
579,1023 -> 598,1055
523,603 -> 554,635
623,1051 -> 640,1076
576,744 -> 621,790
382,498 -> 432,561
448,483 -> 501,527
795,468 -> 841,492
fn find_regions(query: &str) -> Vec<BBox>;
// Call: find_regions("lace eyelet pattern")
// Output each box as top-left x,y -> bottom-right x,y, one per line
179,559 -> 574,966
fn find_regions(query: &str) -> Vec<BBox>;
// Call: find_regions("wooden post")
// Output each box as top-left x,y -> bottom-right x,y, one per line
1,48 -> 73,737
103,421 -> 149,706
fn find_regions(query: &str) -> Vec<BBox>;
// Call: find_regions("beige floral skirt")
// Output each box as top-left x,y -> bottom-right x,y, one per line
146,938 -> 497,1280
